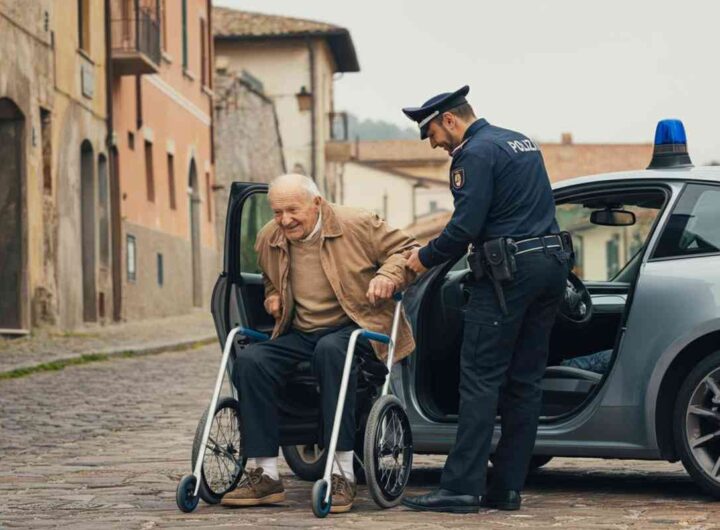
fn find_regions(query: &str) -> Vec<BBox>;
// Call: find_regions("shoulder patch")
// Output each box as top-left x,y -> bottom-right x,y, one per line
451,167 -> 465,190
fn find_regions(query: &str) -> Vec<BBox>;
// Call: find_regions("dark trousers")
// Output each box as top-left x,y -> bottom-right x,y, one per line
232,324 -> 372,458
440,249 -> 570,496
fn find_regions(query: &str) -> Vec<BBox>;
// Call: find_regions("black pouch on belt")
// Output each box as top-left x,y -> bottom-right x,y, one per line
482,237 -> 517,282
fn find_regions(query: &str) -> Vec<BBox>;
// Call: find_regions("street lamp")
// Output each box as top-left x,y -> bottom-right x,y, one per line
295,86 -> 312,111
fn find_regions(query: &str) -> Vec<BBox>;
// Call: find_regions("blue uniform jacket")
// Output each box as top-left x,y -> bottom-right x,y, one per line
418,119 -> 559,268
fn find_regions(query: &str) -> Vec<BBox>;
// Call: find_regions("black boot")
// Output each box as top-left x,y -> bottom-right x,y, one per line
480,489 -> 521,510
402,488 -> 480,513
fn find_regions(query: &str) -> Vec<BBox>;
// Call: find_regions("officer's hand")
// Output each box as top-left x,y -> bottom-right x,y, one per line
264,294 -> 282,319
366,276 -> 396,306
405,247 -> 428,274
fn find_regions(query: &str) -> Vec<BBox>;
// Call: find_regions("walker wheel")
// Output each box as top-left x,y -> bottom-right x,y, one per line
311,479 -> 332,518
176,474 -> 200,513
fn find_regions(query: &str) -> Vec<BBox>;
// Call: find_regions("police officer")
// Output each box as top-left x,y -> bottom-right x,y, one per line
401,86 -> 571,513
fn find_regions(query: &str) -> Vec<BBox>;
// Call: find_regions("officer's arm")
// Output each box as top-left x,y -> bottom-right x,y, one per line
418,151 -> 494,268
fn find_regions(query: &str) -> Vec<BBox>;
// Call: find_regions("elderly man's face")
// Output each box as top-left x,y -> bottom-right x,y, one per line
269,187 -> 321,241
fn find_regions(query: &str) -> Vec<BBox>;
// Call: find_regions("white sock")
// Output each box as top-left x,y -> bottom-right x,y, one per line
332,450 -> 355,483
255,457 -> 279,480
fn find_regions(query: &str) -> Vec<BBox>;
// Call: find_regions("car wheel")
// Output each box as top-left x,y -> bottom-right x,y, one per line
282,444 -> 326,481
529,455 -> 553,471
674,350 -> 720,498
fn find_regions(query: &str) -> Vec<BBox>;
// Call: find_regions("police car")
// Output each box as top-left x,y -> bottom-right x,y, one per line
212,119 -> 720,498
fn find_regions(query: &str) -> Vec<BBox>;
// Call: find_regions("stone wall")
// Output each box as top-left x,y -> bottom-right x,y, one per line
213,73 -> 285,266
122,222 -> 218,318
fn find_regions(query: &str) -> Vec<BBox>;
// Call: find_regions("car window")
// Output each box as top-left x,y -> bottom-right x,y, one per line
239,192 -> 273,274
653,184 -> 720,259
556,199 -> 661,281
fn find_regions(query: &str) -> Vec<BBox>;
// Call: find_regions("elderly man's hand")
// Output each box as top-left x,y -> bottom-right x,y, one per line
405,247 -> 428,274
264,294 -> 282,319
366,275 -> 396,305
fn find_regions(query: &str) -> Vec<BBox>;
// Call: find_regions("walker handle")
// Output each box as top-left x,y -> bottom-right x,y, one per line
360,330 -> 391,344
238,327 -> 270,342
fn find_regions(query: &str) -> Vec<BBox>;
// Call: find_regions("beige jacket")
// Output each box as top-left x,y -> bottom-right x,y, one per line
255,201 -> 419,362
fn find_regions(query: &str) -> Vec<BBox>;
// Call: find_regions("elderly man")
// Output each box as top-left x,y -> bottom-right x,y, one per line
221,174 -> 418,513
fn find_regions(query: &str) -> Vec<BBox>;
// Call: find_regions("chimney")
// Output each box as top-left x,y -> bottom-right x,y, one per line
561,132 -> 573,145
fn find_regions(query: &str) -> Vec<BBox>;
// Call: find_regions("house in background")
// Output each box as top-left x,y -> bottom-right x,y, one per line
212,7 -> 359,200
0,0 -> 112,333
212,67 -> 285,264
111,0 -> 218,319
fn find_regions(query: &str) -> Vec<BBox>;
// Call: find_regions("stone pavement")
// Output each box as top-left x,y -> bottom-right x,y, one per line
1,345 -> 719,529
0,310 -> 216,375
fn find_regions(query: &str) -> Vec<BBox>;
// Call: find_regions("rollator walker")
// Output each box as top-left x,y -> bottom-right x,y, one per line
176,293 -> 413,517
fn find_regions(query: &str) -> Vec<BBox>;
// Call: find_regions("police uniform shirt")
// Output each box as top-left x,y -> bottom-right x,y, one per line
418,119 -> 560,268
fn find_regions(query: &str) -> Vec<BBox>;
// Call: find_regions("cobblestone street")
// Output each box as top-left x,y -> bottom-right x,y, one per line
1,345 -> 719,529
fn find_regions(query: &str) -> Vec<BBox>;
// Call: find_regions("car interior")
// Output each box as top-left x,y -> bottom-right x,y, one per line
413,189 -> 669,422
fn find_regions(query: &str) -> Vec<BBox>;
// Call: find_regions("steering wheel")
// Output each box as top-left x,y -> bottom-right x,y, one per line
557,271 -> 593,327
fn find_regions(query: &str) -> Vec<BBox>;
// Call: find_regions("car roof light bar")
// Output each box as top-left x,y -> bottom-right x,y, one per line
647,119 -> 693,170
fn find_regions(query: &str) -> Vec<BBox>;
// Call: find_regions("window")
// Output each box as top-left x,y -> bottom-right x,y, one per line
167,153 -> 176,209
127,234 -> 137,282
78,0 -> 90,52
157,253 -> 164,286
161,0 -> 168,52
239,193 -> 274,274
200,17 -> 208,86
205,171 -> 212,221
555,190 -> 665,281
144,140 -> 155,202
181,0 -> 188,69
40,108 -> 52,193
653,184 -> 720,259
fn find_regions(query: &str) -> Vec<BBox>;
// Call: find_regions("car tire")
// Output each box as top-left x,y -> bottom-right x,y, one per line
282,444 -> 326,481
673,350 -> 720,498
529,455 -> 553,471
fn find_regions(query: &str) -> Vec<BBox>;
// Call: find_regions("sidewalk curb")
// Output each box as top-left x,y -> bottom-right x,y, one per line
0,335 -> 218,380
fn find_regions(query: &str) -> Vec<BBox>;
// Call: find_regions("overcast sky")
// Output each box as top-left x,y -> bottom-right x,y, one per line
216,0 -> 719,164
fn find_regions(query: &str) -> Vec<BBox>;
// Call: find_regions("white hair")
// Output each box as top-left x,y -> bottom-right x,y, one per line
268,173 -> 322,199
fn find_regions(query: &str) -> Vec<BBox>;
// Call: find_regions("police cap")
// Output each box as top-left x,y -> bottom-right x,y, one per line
402,85 -> 470,140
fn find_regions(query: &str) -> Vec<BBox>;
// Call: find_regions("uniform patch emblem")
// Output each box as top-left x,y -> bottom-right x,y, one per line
451,168 -> 465,189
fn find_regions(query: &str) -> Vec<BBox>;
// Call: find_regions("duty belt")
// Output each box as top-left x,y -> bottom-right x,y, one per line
512,234 -> 565,255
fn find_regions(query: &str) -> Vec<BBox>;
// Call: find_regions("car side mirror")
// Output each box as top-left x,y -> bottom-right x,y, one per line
590,209 -> 636,226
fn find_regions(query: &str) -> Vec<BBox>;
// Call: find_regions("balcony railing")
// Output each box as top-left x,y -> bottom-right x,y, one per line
111,9 -> 161,76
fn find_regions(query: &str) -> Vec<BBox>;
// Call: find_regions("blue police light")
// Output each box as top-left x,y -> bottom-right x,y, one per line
647,119 -> 693,169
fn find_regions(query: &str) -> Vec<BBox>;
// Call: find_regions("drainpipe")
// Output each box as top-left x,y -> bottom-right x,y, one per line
105,0 -> 122,321
305,38 -> 317,185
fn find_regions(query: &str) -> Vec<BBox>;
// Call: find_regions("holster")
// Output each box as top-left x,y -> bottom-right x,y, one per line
559,230 -> 576,268
468,250 -> 486,281
467,238 -> 517,316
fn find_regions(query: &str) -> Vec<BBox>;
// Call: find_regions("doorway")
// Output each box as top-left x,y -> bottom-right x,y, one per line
0,98 -> 25,331
81,140 -> 97,322
188,159 -> 202,307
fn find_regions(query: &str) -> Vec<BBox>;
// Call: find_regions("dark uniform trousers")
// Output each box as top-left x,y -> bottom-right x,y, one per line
441,248 -> 571,496
232,324 -> 373,458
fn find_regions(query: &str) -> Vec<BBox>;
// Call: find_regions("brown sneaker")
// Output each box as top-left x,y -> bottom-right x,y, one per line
330,473 -> 356,513
221,468 -> 285,507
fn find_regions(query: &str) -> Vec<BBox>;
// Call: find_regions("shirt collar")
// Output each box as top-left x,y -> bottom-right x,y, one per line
301,210 -> 322,242
463,118 -> 488,141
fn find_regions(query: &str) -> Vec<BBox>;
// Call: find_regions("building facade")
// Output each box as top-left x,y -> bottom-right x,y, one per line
213,69 -> 285,259
212,7 -> 359,200
111,0 -> 218,319
0,0 -> 112,333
